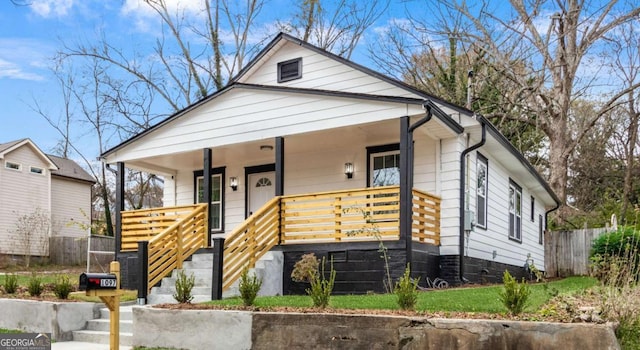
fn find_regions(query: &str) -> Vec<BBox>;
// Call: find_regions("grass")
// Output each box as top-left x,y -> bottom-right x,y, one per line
0,329 -> 22,333
204,276 -> 596,314
69,290 -> 138,303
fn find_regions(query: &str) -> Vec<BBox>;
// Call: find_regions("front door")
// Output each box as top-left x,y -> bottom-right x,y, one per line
247,171 -> 275,216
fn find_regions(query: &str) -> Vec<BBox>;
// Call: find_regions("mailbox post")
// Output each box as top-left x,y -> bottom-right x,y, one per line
79,261 -> 124,350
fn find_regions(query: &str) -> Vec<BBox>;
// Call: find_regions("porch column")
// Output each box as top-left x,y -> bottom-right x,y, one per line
115,162 -> 125,259
204,148 -> 213,245
399,116 -> 413,268
275,137 -> 284,196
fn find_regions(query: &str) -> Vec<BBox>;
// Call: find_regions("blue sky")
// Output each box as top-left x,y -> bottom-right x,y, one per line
0,0 -> 407,158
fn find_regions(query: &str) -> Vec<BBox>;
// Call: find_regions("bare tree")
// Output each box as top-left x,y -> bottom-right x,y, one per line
281,0 -> 389,59
10,208 -> 51,267
372,1 -> 640,219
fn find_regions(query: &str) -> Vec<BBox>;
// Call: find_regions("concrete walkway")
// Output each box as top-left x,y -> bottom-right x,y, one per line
52,341 -> 132,350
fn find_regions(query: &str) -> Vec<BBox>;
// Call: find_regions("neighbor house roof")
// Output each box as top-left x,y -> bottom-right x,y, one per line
48,155 -> 96,184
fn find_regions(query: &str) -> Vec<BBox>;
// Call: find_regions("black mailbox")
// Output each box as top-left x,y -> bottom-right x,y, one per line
79,273 -> 117,291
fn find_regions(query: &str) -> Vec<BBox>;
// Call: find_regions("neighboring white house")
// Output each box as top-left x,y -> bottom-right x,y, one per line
0,139 -> 95,257
102,33 -> 559,289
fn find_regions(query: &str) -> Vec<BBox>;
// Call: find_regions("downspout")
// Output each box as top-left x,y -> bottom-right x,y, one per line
400,102 -> 433,270
458,116 -> 485,283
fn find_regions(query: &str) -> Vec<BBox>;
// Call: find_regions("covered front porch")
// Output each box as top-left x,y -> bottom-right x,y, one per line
118,184 -> 441,301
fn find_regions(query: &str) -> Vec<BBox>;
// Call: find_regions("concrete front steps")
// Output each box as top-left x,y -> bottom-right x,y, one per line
71,305 -> 133,346
146,250 -> 284,305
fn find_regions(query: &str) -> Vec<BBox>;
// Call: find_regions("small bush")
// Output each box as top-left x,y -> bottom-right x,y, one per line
27,274 -> 44,297
498,270 -> 530,315
306,257 -> 336,309
590,227 -> 640,283
2,274 -> 18,294
173,270 -> 195,304
291,253 -> 319,283
395,265 -> 419,311
239,268 -> 262,307
53,275 -> 74,299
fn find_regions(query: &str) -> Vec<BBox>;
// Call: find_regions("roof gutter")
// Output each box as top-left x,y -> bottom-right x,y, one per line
459,116 -> 486,283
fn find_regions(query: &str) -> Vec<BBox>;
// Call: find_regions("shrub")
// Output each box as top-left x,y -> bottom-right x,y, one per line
590,227 -> 640,283
173,270 -> 195,304
53,275 -> 74,299
395,265 -> 419,311
306,257 -> 336,309
239,268 -> 262,307
27,274 -> 43,297
291,253 -> 319,283
2,274 -> 18,294
498,270 -> 530,315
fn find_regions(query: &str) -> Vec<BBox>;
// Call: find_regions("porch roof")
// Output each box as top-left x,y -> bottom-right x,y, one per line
101,83 -> 461,168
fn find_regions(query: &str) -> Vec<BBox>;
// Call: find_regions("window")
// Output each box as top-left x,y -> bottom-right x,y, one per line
5,162 -> 20,171
476,154 -> 488,229
195,170 -> 224,231
530,196 -> 535,221
277,58 -> 302,82
368,146 -> 400,220
30,166 -> 44,175
508,180 -> 522,242
538,214 -> 544,245
371,151 -> 400,187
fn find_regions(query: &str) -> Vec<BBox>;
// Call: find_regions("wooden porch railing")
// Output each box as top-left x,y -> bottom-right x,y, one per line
121,204 -> 208,251
411,189 -> 441,245
222,197 -> 281,291
280,186 -> 401,243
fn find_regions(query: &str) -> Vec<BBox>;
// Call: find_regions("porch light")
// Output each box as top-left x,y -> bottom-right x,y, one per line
344,163 -> 354,179
230,177 -> 238,191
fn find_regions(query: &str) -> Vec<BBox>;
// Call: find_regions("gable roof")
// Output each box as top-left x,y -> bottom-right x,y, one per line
48,155 -> 96,184
0,138 -> 58,170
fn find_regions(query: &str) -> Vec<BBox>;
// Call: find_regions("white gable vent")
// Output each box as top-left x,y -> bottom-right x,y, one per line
277,57 -> 302,83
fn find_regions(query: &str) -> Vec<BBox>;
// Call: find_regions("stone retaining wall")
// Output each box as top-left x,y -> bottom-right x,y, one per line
133,307 -> 620,350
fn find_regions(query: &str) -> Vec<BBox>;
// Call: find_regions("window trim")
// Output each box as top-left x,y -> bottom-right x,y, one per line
194,167 -> 226,233
508,179 -> 522,243
4,161 -> 21,171
277,57 -> 303,83
475,153 -> 488,230
29,166 -> 44,175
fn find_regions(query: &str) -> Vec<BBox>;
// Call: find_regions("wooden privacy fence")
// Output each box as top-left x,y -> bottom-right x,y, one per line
49,235 -> 114,266
545,227 -> 611,277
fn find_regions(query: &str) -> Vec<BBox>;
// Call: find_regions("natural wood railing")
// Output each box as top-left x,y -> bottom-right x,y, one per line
121,204 -> 208,251
280,186 -> 401,244
146,204 -> 208,292
411,189 -> 441,245
222,197 -> 281,291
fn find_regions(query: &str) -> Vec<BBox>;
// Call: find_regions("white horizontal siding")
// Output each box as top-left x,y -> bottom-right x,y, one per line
413,137 -> 437,194
110,89 -> 423,163
466,150 -> 545,268
0,146 -> 51,255
243,41 -> 421,98
50,177 -> 91,237
438,136 -> 464,255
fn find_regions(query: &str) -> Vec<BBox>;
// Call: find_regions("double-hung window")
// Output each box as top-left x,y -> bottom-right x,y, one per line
508,180 -> 522,242
195,169 -> 224,232
476,154 -> 488,229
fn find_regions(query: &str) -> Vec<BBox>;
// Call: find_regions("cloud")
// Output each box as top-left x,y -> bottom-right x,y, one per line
0,38 -> 52,81
29,0 -> 75,18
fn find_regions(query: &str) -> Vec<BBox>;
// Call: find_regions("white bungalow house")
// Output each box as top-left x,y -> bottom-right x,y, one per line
0,139 -> 95,259
101,33 -> 559,298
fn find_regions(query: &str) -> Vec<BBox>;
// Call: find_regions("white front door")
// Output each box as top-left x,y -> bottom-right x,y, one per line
247,171 -> 275,216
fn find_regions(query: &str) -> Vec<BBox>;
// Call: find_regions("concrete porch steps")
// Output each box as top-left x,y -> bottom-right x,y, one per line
146,250 -> 283,305
71,305 -> 134,346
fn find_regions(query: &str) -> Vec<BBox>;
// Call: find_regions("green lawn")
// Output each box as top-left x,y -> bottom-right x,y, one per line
205,276 -> 596,314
